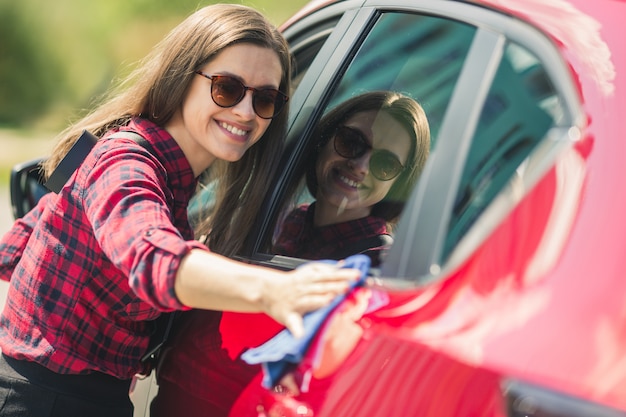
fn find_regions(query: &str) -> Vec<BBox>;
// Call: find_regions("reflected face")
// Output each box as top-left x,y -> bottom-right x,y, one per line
315,110 -> 412,224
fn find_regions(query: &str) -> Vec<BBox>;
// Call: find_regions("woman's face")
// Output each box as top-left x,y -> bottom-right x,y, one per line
315,110 -> 412,225
166,43 -> 283,176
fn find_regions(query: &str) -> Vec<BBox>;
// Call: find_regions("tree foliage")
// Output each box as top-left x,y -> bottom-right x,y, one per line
0,2 -> 65,126
0,0 -> 308,129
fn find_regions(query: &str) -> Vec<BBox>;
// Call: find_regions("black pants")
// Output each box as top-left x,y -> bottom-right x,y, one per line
0,354 -> 133,417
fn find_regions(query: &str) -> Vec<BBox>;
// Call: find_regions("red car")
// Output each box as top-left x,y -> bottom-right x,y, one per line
217,0 -> 626,416
10,0 -> 626,416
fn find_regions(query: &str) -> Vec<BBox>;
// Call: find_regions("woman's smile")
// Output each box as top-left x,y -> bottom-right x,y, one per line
219,121 -> 249,138
218,120 -> 250,143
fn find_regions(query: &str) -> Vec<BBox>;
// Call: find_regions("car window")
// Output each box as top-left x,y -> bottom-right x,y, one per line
328,13 -> 476,144
267,9 -> 565,273
269,12 -> 476,265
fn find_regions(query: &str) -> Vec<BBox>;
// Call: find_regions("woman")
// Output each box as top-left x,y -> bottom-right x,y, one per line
0,5 -> 358,416
152,91 -> 430,416
274,91 -> 431,266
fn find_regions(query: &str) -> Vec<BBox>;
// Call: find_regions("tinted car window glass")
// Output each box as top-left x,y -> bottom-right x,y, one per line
271,12 -> 476,263
330,13 -> 476,143
442,41 -> 560,261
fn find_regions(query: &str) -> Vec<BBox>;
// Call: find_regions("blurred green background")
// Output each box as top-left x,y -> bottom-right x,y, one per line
0,0 -> 309,184
0,0 -> 308,129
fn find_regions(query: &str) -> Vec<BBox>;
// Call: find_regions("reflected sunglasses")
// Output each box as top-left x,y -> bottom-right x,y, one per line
333,125 -> 405,181
195,71 -> 289,119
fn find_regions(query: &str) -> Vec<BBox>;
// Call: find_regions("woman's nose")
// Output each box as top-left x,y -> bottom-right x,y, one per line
232,91 -> 256,120
348,152 -> 371,175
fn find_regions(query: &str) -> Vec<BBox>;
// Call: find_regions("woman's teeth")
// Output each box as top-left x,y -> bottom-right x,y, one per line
339,175 -> 359,188
220,122 -> 247,137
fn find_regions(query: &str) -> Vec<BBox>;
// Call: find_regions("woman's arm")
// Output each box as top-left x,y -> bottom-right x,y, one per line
174,249 -> 359,337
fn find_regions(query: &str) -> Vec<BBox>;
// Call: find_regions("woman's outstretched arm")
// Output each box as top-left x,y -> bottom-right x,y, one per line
174,249 -> 360,337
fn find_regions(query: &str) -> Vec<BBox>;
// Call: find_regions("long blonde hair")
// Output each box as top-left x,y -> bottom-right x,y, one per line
44,4 -> 292,256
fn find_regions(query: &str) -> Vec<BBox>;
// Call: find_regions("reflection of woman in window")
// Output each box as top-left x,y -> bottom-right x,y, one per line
274,91 -> 430,266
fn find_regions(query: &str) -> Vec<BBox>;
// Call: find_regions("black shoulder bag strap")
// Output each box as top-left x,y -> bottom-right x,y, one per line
45,129 -> 176,371
44,129 -> 159,192
44,130 -> 98,193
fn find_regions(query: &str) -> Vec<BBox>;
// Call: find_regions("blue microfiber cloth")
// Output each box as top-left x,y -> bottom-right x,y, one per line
241,254 -> 371,388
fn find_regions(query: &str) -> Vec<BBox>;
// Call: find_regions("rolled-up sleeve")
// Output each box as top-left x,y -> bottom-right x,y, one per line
129,225 -> 206,310
82,142 -> 204,311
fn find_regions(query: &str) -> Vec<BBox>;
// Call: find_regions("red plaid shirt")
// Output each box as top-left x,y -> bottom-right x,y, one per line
0,118 -> 206,378
273,203 -> 389,266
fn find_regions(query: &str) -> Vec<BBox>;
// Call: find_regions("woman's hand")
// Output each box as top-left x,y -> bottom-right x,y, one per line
261,262 -> 360,338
